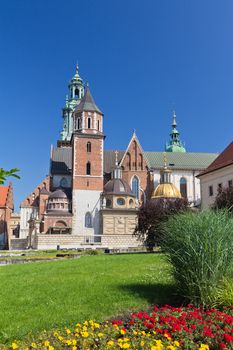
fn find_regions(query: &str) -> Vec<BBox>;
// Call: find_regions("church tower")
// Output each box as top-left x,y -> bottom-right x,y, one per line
60,64 -> 84,141
165,111 -> 186,153
72,85 -> 104,237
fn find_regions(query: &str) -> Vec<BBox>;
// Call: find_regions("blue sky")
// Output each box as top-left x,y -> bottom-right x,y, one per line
1,0 -> 233,209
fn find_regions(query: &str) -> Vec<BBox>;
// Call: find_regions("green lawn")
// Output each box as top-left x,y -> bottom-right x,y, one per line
0,253 -> 174,345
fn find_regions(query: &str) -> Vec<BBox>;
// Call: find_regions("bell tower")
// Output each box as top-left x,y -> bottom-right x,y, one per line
72,85 -> 104,237
60,64 -> 84,141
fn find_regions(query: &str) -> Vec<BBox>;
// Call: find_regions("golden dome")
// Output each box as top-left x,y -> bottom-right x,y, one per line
151,183 -> 181,199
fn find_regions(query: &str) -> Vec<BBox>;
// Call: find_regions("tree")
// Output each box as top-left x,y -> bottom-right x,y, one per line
0,168 -> 20,185
213,186 -> 233,212
134,198 -> 188,250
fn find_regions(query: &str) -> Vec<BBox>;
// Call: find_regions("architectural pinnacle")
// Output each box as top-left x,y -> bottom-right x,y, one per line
172,110 -> 177,128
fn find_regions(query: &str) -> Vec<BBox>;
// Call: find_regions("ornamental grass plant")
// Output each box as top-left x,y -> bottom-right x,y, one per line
161,210 -> 233,307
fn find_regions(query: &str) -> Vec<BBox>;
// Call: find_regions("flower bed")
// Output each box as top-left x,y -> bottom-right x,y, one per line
11,305 -> 233,349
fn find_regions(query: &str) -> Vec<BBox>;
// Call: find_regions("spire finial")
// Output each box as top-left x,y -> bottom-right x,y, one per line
76,61 -> 79,75
172,110 -> 177,128
115,150 -> 118,166
163,152 -> 167,169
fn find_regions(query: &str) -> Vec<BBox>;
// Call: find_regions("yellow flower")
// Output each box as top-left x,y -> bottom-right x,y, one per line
48,347 -> 54,350
66,328 -> 71,334
98,332 -> 104,337
44,340 -> 50,346
82,331 -> 89,338
122,344 -> 130,349
107,340 -> 114,347
83,321 -> 89,326
173,341 -> 180,347
94,322 -> 100,328
140,340 -> 145,346
72,347 -> 77,350
31,343 -> 37,349
120,329 -> 126,335
167,346 -> 175,350
199,346 -> 209,350
133,330 -> 138,335
11,343 -> 18,350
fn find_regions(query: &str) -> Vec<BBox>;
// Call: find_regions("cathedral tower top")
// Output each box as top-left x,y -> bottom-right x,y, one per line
165,111 -> 186,153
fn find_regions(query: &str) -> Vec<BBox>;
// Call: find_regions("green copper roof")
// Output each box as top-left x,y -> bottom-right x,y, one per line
165,112 -> 186,152
144,152 -> 218,170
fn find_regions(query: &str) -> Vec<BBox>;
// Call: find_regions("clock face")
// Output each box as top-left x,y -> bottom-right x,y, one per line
60,178 -> 68,188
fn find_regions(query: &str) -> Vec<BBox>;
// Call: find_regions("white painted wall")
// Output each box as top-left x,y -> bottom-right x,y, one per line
19,207 -> 33,238
199,164 -> 233,209
72,190 -> 102,235
152,169 -> 202,205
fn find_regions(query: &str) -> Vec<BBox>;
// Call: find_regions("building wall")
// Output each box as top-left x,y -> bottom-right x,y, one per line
19,207 -> 34,238
72,189 -> 101,235
153,169 -> 201,204
43,214 -> 72,233
34,233 -> 140,250
199,164 -> 233,209
102,211 -> 138,235
120,136 -> 153,203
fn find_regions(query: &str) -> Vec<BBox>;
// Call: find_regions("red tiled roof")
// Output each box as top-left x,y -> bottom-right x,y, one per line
0,186 -> 9,207
198,141 -> 233,177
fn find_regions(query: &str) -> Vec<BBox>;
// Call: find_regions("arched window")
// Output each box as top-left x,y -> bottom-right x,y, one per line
132,176 -> 139,199
139,154 -> 143,170
85,212 -> 92,228
87,117 -> 91,129
87,142 -> 91,153
86,162 -> 91,175
75,88 -> 79,99
180,177 -> 187,198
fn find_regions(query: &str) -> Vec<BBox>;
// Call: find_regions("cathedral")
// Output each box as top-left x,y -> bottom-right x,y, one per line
15,65 -> 217,250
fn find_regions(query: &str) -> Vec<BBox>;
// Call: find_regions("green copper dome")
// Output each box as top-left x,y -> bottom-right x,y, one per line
165,112 -> 186,153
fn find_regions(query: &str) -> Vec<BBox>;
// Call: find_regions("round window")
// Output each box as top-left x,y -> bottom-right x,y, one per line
117,198 -> 125,205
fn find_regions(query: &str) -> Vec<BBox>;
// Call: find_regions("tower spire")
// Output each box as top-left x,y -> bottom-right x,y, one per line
165,111 -> 186,153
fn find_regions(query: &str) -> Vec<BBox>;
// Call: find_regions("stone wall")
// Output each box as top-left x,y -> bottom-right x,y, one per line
34,233 -> 141,250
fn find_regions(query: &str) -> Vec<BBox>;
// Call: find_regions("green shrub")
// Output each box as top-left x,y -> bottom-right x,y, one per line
161,210 -> 233,307
213,277 -> 233,307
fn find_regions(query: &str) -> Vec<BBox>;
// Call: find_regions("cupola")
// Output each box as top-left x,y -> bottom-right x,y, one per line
151,153 -> 181,199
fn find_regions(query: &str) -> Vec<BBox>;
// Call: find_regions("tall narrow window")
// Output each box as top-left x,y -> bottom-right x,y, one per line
85,212 -> 92,228
180,177 -> 187,198
209,185 -> 213,196
75,88 -> 79,99
126,153 -> 131,170
77,118 -> 81,129
132,176 -> 139,199
86,162 -> 91,175
87,142 -> 91,153
88,117 -> 91,129
97,120 -> 100,131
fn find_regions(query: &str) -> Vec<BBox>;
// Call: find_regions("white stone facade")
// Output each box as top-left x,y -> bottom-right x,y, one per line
19,207 -> 33,238
72,189 -> 102,236
199,164 -> 233,209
